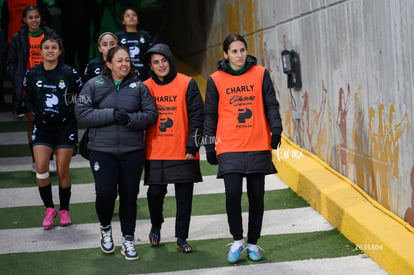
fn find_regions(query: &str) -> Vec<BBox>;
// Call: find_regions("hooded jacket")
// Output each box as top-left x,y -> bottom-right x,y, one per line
143,43 -> 203,184
75,74 -> 158,154
204,55 -> 283,178
7,23 -> 56,113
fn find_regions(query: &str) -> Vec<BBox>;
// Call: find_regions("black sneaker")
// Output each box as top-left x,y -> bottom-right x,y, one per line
149,226 -> 161,246
121,235 -> 139,260
176,238 -> 192,253
100,225 -> 115,253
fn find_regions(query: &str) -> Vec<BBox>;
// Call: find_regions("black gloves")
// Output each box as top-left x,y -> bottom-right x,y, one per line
207,151 -> 218,165
271,134 -> 281,149
113,109 -> 130,125
205,145 -> 218,165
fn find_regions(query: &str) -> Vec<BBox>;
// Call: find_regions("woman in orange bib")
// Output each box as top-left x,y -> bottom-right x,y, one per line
7,5 -> 56,173
144,43 -> 204,253
204,34 -> 283,263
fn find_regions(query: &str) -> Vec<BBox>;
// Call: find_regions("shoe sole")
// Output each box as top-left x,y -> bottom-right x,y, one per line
247,255 -> 263,262
121,250 -> 139,260
228,259 -> 240,264
100,246 -> 115,254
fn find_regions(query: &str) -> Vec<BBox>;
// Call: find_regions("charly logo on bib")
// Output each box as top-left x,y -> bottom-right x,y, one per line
58,80 -> 66,89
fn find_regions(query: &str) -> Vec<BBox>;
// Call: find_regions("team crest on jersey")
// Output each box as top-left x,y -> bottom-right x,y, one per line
129,82 -> 137,88
58,80 -> 66,89
140,36 -> 145,44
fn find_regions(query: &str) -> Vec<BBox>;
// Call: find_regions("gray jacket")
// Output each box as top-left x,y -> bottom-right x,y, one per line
75,75 -> 157,154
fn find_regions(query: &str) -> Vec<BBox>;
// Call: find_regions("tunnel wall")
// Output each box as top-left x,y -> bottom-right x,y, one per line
162,0 -> 414,226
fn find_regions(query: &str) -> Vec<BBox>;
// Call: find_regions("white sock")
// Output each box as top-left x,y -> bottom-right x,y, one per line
247,243 -> 258,251
234,239 -> 244,247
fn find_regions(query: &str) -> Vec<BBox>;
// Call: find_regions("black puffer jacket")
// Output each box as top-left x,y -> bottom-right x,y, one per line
75,75 -> 158,154
143,43 -> 204,184
7,24 -> 56,113
204,55 -> 283,178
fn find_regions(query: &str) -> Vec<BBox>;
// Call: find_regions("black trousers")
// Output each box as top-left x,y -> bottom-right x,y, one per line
147,182 -> 194,240
223,173 -> 265,244
91,150 -> 144,236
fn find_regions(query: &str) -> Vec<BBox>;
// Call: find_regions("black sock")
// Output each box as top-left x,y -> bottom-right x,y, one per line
177,238 -> 187,246
59,186 -> 71,211
29,143 -> 34,162
39,183 -> 54,208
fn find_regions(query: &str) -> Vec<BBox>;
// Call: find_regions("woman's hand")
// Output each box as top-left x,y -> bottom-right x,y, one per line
185,153 -> 195,160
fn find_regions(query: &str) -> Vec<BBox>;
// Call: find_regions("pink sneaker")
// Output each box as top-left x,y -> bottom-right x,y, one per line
59,210 -> 71,226
43,207 -> 57,229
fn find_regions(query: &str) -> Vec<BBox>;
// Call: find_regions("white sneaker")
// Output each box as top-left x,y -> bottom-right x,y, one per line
49,160 -> 56,173
31,162 -> 36,174
121,235 -> 139,260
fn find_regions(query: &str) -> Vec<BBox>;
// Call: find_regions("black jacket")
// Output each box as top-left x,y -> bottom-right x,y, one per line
204,55 -> 283,177
7,24 -> 56,113
83,57 -> 105,83
75,75 -> 158,154
143,43 -> 204,184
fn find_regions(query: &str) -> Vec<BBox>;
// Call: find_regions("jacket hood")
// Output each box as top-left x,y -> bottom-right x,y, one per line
144,43 -> 177,85
216,55 -> 257,75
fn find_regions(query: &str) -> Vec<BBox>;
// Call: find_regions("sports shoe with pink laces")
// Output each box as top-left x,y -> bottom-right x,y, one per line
59,210 -> 71,226
43,207 -> 57,229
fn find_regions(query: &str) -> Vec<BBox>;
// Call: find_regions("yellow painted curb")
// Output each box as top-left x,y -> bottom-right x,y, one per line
273,135 -> 414,275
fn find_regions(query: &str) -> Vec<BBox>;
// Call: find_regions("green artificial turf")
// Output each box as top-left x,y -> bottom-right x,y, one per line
0,161 -> 218,188
0,189 -> 307,229
0,120 -> 28,133
0,230 -> 359,275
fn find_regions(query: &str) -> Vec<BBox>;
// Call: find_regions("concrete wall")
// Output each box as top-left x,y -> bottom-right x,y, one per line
163,0 -> 414,226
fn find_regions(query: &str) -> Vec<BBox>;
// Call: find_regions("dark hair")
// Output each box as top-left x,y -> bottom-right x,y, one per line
21,5 -> 40,24
40,34 -> 63,50
222,34 -> 247,53
103,46 -> 136,78
121,8 -> 138,21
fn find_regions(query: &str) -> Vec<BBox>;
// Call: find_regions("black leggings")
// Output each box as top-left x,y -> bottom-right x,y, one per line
147,182 -> 194,240
91,150 -> 144,236
223,173 -> 265,244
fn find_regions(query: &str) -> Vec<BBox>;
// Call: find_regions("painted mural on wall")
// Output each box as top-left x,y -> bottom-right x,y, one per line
162,0 -> 414,227
281,78 -> 412,223
259,27 -> 413,226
